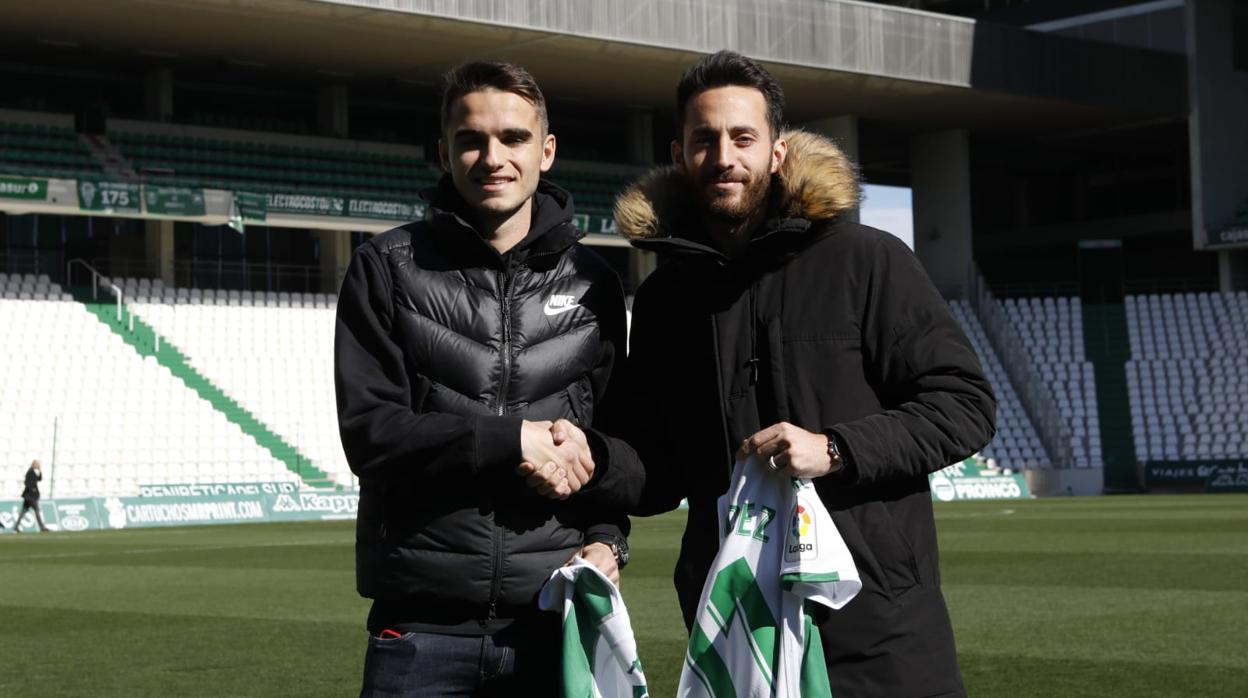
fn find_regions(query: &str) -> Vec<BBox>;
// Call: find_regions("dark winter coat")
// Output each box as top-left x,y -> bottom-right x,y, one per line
21,467 -> 40,505
616,131 -> 996,697
335,179 -> 638,635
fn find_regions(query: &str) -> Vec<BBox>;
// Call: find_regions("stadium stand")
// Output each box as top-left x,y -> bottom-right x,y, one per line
1003,297 -> 1104,468
949,300 -> 1050,469
0,291 -> 296,498
126,282 -> 351,487
0,119 -> 101,180
1126,292 -> 1248,461
545,168 -> 635,217
106,124 -> 631,218
110,128 -> 435,201
1,109 -> 633,227
187,110 -> 312,136
104,287 -> 1066,488
0,272 -> 69,301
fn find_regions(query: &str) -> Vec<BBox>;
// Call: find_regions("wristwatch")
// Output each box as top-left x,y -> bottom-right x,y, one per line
827,433 -> 845,472
587,533 -> 630,568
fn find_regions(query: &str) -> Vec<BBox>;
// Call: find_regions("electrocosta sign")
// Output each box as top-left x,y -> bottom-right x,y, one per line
928,460 -> 1032,502
264,193 -> 426,221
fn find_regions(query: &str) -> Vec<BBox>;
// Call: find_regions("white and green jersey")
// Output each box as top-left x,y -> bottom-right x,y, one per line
679,456 -> 862,698
540,557 -> 650,698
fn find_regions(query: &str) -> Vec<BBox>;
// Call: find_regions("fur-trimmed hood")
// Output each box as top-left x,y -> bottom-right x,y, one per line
613,129 -> 860,241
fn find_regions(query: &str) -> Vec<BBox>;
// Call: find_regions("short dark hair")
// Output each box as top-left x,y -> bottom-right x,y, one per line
440,61 -> 549,135
676,51 -> 785,138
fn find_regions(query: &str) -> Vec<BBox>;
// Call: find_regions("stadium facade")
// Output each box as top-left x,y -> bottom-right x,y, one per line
2,0 -> 1246,503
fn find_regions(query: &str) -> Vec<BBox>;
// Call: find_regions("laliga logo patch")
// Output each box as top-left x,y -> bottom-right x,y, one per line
791,504 -> 812,538
785,498 -> 817,562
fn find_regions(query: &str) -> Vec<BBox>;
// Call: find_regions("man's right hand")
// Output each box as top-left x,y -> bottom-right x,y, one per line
516,420 -> 595,499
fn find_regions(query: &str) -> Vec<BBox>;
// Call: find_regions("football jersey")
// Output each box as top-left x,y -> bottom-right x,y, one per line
540,557 -> 650,698
679,456 -> 862,698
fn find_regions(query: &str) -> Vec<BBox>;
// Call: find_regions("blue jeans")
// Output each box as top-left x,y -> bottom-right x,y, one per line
359,619 -> 560,697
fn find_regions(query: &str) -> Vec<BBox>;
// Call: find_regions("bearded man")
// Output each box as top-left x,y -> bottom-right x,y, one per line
615,51 -> 996,697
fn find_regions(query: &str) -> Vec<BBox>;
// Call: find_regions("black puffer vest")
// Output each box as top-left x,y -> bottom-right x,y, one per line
354,181 -> 620,628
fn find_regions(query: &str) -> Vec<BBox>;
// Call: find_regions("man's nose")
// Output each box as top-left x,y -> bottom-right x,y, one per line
482,138 -> 505,168
713,134 -> 734,170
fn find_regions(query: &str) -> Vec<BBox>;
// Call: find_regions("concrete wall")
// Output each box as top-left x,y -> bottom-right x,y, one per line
320,0 -> 1182,111
144,220 -> 175,286
911,129 -> 973,298
1025,467 -> 1105,497
1187,0 -> 1248,264
317,229 -> 351,293
1221,249 -> 1248,291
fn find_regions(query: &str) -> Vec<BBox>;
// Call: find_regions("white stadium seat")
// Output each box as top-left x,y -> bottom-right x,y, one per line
0,294 -> 291,497
129,288 -> 349,485
1126,292 -> 1248,461
1000,297 -> 1102,468
949,300 -> 1052,469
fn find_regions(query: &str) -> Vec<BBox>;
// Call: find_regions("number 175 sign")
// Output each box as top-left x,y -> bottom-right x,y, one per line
77,180 -> 142,213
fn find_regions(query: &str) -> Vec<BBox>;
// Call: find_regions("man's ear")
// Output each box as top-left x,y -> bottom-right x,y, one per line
770,137 -> 788,175
540,133 -> 557,173
437,139 -> 450,172
671,139 -> 685,172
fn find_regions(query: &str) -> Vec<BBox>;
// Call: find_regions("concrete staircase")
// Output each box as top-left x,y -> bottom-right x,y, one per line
1082,302 -> 1139,491
81,134 -> 138,181
73,288 -> 336,489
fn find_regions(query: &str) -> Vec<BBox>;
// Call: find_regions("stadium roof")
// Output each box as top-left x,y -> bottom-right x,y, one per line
1,0 -> 1185,132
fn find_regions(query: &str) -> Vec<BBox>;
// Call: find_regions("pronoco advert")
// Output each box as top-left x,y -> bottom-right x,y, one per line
928,461 -> 1031,502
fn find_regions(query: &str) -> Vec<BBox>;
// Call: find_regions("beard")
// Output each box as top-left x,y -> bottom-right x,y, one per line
689,169 -> 772,226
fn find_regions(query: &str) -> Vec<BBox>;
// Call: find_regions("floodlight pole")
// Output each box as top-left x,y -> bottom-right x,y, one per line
49,415 -> 58,499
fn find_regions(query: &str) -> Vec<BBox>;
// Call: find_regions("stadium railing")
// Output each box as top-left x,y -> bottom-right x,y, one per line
968,265 -> 1075,468
948,300 -> 1051,469
83,257 -> 325,295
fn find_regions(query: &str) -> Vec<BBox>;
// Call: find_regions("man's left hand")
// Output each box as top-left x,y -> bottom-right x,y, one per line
572,542 -> 620,586
737,422 -> 842,478
549,419 -> 595,491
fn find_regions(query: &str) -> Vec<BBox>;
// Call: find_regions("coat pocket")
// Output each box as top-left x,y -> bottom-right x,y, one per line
564,375 -> 593,427
779,335 -> 867,421
847,500 -> 921,600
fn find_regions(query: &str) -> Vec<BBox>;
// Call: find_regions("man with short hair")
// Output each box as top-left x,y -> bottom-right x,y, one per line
335,61 -> 640,697
13,460 -> 48,533
617,51 -> 996,696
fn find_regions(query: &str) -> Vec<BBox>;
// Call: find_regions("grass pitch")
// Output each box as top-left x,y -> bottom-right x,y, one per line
2,494 -> 1246,696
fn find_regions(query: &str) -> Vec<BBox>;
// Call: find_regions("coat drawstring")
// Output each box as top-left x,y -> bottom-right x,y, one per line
747,282 -> 759,385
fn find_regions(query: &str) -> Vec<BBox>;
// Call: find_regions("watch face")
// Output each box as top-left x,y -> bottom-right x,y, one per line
611,538 -> 629,566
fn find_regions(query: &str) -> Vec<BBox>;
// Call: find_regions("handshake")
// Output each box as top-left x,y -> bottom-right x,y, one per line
516,419 -> 595,500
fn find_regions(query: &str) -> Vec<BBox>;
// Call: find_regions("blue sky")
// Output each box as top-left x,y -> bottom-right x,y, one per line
860,184 -> 914,249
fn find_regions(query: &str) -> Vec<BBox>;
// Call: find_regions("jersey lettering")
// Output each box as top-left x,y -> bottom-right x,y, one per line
724,501 -> 776,542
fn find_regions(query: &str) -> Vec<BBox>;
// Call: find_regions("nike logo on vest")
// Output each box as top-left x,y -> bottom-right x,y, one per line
544,294 -> 580,316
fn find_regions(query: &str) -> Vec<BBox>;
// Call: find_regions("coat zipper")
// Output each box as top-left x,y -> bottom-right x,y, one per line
486,525 -> 504,622
496,266 -> 516,415
487,263 -> 516,623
